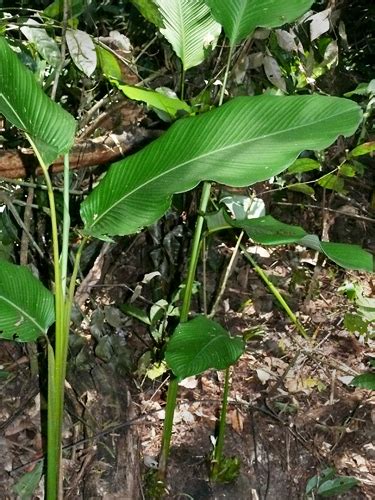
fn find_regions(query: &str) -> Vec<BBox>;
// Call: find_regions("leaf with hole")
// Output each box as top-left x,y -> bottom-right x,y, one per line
205,0 -> 313,46
165,316 -> 245,380
0,37 -> 76,166
0,260 -> 55,342
81,94 -> 361,239
155,0 -> 221,70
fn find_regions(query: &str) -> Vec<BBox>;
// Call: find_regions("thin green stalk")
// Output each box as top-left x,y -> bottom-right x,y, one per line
180,66 -> 185,100
26,139 -> 71,499
157,376 -> 178,477
180,182 -> 212,322
68,236 -> 87,305
158,183 -> 212,481
158,44 -> 236,483
241,245 -> 309,340
46,341 -> 58,498
60,154 -> 70,292
218,44 -> 234,106
212,367 -> 230,473
209,231 -> 244,318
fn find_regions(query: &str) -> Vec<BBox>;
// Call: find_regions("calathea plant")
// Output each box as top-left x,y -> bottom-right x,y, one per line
0,0 -> 373,498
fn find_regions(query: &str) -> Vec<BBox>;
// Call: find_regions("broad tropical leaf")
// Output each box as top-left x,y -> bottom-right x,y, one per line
0,37 -> 76,166
207,211 -> 373,272
0,260 -> 55,342
155,0 -> 221,70
299,235 -> 374,272
232,214 -> 307,244
165,316 -> 245,380
205,0 -> 313,46
81,95 -> 361,239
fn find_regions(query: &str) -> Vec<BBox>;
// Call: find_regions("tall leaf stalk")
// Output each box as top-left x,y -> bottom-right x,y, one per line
158,45 -> 234,481
158,182 -> 212,479
30,145 -> 82,499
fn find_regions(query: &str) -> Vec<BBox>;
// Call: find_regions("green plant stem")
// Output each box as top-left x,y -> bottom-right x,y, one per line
218,44 -> 234,106
241,245 -> 309,340
180,182 -> 212,322
61,154 -> 70,292
157,375 -> 178,477
68,236 -> 87,305
209,231 -> 244,318
158,182 -> 212,481
180,66 -> 185,100
212,367 -> 230,473
26,138 -> 72,499
158,44 -> 235,483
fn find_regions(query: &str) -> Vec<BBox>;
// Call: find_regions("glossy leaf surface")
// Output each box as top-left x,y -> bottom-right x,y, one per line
81,95 -> 361,239
156,0 -> 221,69
205,0 -> 313,46
165,315 -> 245,380
0,260 -> 55,342
0,37 -> 76,166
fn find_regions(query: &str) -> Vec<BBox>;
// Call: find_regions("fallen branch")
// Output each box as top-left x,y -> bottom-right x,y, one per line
0,127 -> 160,179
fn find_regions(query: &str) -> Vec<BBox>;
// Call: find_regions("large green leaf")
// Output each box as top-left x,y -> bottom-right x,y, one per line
0,260 -> 55,342
232,214 -> 307,244
81,95 -> 361,239
155,0 -> 221,70
299,235 -> 373,272
165,315 -> 245,380
205,0 -> 313,46
0,37 -> 76,166
244,217 -> 373,271
206,211 -> 374,272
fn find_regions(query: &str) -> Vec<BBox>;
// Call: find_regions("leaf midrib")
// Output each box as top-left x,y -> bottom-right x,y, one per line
180,331 -> 237,373
0,91 -> 28,132
0,295 -> 46,334
88,106 -> 355,231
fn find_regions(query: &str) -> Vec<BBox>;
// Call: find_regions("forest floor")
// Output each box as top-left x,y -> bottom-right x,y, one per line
1,186 -> 374,500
